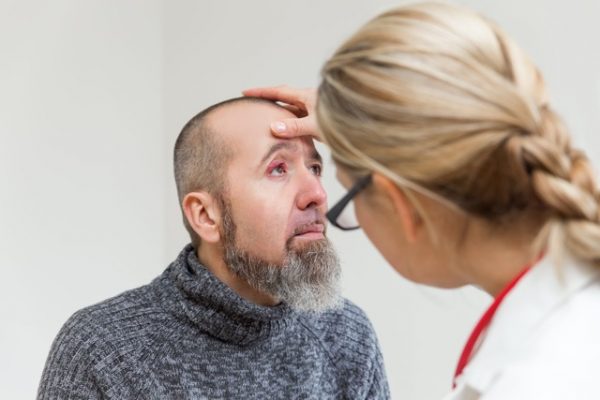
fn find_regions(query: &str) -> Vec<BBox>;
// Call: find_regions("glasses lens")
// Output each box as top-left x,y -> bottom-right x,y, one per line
334,199 -> 359,230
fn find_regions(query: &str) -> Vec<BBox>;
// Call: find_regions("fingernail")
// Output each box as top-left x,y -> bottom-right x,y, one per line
272,121 -> 287,133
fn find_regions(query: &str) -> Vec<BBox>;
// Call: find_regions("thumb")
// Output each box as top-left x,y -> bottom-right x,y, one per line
270,117 -> 320,140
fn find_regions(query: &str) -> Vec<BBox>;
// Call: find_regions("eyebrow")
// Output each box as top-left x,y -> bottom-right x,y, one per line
258,141 -> 323,167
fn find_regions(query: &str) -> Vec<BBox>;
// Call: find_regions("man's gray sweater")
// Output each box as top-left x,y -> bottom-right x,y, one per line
38,245 -> 390,399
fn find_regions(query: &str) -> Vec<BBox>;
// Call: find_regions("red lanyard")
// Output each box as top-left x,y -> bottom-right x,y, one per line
452,258 -> 540,388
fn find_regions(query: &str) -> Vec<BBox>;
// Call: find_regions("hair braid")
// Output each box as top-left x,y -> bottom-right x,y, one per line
510,106 -> 600,266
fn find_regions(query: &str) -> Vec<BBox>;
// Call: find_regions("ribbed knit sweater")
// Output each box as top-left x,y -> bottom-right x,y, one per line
38,245 -> 390,399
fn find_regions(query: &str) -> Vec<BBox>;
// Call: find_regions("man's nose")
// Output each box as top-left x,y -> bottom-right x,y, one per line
296,170 -> 327,211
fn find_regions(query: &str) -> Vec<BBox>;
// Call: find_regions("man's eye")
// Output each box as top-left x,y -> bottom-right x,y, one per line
269,163 -> 287,176
310,164 -> 322,176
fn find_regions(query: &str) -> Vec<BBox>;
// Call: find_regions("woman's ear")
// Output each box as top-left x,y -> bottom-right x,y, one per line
372,173 -> 421,243
182,192 -> 222,243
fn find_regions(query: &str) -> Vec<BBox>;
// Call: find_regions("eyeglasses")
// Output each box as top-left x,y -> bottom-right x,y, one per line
326,174 -> 372,231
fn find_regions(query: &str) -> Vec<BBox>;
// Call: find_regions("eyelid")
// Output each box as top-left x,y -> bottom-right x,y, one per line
264,154 -> 322,176
267,159 -> 286,169
310,160 -> 323,169
266,160 -> 288,176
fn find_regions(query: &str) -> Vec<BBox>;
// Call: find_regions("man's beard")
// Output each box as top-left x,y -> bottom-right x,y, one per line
219,197 -> 342,313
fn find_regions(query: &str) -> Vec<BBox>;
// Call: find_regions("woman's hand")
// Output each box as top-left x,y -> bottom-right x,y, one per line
242,86 -> 323,142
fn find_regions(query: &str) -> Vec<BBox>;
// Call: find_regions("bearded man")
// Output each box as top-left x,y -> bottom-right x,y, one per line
37,97 -> 389,400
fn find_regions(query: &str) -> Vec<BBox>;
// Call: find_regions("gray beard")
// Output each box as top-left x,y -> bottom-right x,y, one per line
220,199 -> 342,313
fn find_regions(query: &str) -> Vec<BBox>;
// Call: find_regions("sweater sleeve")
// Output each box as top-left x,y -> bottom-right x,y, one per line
365,339 -> 390,400
37,311 -> 104,400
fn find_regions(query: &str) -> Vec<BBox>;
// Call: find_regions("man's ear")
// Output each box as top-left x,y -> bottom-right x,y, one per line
372,173 -> 422,243
182,192 -> 222,244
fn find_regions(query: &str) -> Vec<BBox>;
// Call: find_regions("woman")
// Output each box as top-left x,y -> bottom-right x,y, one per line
244,2 -> 600,399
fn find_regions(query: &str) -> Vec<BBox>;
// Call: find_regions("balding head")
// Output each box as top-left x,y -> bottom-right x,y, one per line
174,97 -> 288,247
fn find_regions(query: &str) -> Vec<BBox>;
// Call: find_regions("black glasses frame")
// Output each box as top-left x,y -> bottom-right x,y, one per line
326,174 -> 373,231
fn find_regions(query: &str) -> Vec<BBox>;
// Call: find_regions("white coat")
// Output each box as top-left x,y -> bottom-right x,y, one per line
444,253 -> 600,400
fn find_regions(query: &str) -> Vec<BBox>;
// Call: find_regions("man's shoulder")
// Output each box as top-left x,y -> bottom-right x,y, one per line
52,283 -> 168,360
72,283 -> 157,324
315,298 -> 375,332
297,298 -> 389,398
39,280 -> 178,397
301,298 -> 380,353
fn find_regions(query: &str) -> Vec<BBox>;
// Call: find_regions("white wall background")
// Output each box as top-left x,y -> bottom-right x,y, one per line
2,1 -> 599,399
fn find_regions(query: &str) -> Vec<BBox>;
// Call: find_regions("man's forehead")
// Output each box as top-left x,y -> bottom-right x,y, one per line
205,101 -> 317,160
206,100 -> 293,141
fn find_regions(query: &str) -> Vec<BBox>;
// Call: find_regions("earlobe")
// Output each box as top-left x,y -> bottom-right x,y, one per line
182,192 -> 221,243
372,173 -> 421,243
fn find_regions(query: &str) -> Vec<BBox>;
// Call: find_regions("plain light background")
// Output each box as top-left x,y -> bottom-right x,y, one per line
2,1 -> 599,398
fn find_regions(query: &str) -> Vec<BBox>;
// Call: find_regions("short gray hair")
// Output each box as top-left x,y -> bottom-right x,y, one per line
173,96 -> 276,248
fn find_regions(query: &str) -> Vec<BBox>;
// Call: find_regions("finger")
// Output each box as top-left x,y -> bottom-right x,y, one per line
277,103 -> 307,118
242,85 -> 287,98
243,86 -> 311,109
271,117 -> 323,142
244,88 -> 298,111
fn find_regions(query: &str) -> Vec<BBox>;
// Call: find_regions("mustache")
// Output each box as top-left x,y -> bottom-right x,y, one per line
291,219 -> 327,237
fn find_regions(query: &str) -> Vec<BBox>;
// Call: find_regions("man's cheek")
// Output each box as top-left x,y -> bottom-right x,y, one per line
239,223 -> 275,251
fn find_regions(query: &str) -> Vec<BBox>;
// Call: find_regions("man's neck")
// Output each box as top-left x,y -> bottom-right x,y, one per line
196,244 -> 279,307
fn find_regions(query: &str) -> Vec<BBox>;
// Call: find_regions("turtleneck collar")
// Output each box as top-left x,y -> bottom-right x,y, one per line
154,244 -> 297,346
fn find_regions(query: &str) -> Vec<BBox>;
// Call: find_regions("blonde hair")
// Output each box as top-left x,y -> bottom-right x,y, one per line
317,2 -> 600,267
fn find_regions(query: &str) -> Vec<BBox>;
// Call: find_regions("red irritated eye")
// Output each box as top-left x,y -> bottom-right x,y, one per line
267,161 -> 287,177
